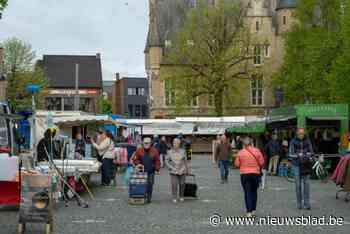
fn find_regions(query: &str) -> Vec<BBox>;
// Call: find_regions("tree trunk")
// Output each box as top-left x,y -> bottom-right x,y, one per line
214,90 -> 223,117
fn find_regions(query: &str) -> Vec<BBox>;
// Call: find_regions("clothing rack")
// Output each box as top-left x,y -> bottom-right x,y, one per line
335,159 -> 350,202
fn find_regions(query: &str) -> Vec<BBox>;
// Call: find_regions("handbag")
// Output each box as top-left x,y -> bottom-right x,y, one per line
300,155 -> 313,176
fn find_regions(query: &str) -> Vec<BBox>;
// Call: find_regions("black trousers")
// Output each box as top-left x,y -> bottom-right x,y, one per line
240,174 -> 260,213
101,158 -> 113,185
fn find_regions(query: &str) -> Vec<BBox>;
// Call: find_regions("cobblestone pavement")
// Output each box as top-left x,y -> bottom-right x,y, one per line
1,154 -> 350,234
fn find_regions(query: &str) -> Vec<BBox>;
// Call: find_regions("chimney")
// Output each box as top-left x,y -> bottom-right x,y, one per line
115,73 -> 120,80
96,53 -> 101,59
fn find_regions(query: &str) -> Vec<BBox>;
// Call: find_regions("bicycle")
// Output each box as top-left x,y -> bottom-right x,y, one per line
288,153 -> 329,182
311,154 -> 329,183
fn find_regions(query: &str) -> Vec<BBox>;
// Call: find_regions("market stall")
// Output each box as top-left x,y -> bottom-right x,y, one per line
267,104 -> 349,174
267,104 -> 349,154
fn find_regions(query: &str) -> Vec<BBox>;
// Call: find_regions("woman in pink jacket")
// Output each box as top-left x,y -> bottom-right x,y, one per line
235,137 -> 264,217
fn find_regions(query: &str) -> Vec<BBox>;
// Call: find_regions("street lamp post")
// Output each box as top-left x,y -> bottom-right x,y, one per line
26,84 -> 40,163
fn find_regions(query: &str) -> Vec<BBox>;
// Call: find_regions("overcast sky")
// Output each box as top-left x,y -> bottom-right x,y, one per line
0,0 -> 148,80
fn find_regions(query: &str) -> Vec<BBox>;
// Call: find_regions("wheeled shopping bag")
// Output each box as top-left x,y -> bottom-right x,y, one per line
128,166 -> 148,205
184,174 -> 198,199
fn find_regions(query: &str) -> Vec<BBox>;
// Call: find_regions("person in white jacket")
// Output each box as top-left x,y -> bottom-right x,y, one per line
91,129 -> 115,186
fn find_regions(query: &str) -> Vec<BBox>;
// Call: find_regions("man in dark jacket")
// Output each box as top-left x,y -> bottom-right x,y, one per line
265,134 -> 281,175
159,136 -> 168,168
37,129 -> 59,162
289,128 -> 314,210
132,137 -> 161,203
215,134 -> 232,184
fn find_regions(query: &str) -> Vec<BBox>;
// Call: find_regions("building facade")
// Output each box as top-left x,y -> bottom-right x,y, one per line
39,54 -> 103,112
112,77 -> 149,118
144,0 -> 296,118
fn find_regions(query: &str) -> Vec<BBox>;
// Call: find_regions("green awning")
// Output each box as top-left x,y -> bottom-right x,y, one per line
227,122 -> 266,134
296,104 -> 348,119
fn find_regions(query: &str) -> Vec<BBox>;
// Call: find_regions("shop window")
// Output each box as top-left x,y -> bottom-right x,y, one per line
251,77 -> 264,106
135,105 -> 141,117
45,97 -> 62,111
128,104 -> 134,117
63,97 -> 74,111
80,98 -> 91,112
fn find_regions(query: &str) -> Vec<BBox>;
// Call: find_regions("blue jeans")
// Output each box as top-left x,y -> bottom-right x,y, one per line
240,174 -> 260,213
293,166 -> 311,209
146,173 -> 155,202
218,160 -> 230,181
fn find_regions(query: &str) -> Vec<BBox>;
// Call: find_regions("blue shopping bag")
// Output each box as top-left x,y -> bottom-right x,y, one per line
123,166 -> 134,186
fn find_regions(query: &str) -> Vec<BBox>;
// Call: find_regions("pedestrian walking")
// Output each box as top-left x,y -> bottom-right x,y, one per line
166,138 -> 189,203
289,128 -> 314,210
159,136 -> 168,168
212,135 -> 221,164
265,134 -> 281,175
91,129 -> 115,186
132,137 -> 160,203
235,137 -> 264,217
214,134 -> 232,184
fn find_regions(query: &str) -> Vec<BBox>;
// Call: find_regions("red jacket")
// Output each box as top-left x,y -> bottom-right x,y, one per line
132,147 -> 160,172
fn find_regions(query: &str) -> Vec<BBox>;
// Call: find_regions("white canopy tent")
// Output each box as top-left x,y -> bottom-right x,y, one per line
32,111 -> 113,146
112,117 -> 248,136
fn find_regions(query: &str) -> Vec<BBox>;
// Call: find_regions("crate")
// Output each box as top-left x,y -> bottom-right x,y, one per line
128,197 -> 146,205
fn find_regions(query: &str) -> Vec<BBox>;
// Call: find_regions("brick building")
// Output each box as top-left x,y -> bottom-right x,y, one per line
38,54 -> 103,112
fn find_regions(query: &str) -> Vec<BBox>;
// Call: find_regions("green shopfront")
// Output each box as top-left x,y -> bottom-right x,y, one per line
267,104 -> 349,155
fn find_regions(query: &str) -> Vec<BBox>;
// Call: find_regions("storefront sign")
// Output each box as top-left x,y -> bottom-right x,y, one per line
49,89 -> 98,95
296,104 -> 348,118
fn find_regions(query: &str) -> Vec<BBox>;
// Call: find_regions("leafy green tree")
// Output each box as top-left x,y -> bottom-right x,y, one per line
273,0 -> 343,104
96,96 -> 112,114
1,37 -> 47,111
0,0 -> 7,18
161,0 -> 253,116
327,0 -> 350,104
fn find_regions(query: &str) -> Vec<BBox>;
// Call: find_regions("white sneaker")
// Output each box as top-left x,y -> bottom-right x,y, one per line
246,213 -> 252,218
172,199 -> 177,203
179,198 -> 185,202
